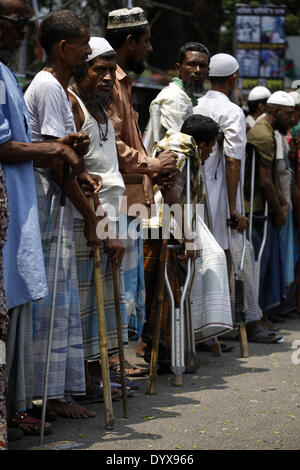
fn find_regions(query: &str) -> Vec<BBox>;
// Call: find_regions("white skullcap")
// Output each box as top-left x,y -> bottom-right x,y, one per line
267,90 -> 295,107
289,91 -> 300,106
88,37 -> 115,62
209,53 -> 239,77
248,86 -> 271,102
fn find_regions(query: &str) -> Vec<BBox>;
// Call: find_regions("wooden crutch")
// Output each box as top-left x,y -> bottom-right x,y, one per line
112,261 -> 128,417
88,196 -> 114,430
145,234 -> 169,395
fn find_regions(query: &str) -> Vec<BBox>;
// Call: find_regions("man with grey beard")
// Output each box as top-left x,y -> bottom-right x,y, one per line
69,37 -> 133,395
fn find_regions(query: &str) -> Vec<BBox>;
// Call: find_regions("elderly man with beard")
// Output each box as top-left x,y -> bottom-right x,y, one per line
69,37 -> 135,396
0,1 -> 90,441
244,91 -> 295,336
23,10 -> 105,421
105,8 -> 177,377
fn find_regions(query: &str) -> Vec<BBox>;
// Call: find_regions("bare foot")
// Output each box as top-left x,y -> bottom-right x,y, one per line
136,339 -> 147,356
47,399 -> 96,419
109,357 -> 146,376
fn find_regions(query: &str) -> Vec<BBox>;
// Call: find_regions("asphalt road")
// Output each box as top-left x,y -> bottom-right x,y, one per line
8,316 -> 300,452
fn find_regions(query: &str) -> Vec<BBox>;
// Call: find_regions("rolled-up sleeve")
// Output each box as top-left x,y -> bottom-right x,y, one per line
110,75 -> 161,175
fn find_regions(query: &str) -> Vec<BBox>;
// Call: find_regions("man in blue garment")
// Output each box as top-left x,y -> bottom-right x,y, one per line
0,0 -> 87,438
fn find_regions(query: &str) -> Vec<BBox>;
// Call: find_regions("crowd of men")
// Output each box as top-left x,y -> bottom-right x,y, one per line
1,1 -> 300,449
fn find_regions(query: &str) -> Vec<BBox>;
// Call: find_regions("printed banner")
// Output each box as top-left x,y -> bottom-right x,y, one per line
234,4 -> 286,91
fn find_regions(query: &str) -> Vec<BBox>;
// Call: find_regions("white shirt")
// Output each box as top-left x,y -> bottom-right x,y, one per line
143,81 -> 193,155
25,70 -> 76,140
194,90 -> 246,250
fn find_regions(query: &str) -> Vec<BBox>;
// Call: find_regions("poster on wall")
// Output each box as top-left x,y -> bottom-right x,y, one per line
234,4 -> 286,92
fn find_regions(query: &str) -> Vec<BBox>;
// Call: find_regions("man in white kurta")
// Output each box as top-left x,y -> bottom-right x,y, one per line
143,41 -> 209,154
194,54 -> 248,253
194,54 -> 262,329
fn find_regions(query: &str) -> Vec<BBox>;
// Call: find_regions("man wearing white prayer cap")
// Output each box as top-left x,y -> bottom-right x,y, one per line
246,85 -> 271,131
69,37 -> 138,393
194,53 -> 267,340
244,90 -> 295,334
194,53 -> 248,268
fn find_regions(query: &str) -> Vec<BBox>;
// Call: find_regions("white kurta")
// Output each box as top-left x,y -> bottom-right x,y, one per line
143,81 -> 193,155
193,90 -> 246,250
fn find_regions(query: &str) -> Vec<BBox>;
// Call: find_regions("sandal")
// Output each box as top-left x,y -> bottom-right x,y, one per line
110,360 -> 148,377
247,324 -> 283,344
76,381 -> 122,404
7,412 -> 52,436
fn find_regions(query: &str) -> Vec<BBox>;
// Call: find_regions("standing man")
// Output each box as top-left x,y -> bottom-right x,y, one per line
69,37 -> 131,394
106,7 -> 177,376
245,91 -> 295,334
0,0 -> 86,439
246,85 -> 271,131
140,42 -> 233,359
143,41 -> 210,153
194,53 -> 249,272
24,9 -> 102,420
194,54 -> 267,342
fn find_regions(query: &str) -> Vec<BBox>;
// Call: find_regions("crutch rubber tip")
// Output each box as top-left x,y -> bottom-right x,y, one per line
173,375 -> 183,387
145,387 -> 158,395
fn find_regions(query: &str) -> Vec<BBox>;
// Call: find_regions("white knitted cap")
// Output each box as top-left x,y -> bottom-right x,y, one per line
209,53 -> 239,77
289,91 -> 300,106
248,86 -> 271,101
267,91 -> 295,107
88,37 -> 115,62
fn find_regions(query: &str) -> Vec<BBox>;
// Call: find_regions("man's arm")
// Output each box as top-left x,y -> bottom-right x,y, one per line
0,139 -> 85,175
258,164 -> 287,226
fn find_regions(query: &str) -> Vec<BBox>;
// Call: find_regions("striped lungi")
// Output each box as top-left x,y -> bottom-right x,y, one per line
31,170 -> 86,399
74,218 -> 128,360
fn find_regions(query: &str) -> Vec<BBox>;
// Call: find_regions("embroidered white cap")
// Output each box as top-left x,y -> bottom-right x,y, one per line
209,53 -> 239,77
248,86 -> 271,101
289,91 -> 300,106
267,90 -> 295,107
88,37 -> 115,62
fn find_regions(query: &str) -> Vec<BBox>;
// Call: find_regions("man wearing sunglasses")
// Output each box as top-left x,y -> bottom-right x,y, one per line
0,0 -> 90,444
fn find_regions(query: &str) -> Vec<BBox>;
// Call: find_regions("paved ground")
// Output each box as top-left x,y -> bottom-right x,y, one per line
8,316 -> 300,451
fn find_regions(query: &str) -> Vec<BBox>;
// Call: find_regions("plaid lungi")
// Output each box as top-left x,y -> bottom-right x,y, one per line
141,236 -> 183,363
74,218 -> 128,360
31,170 -> 86,399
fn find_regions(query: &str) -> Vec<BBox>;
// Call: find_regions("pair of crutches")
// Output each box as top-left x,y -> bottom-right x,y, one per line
147,157 -> 196,389
146,104 -> 196,392
248,147 -> 269,301
40,167 -> 127,445
222,154 -> 249,358
165,156 -> 197,386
